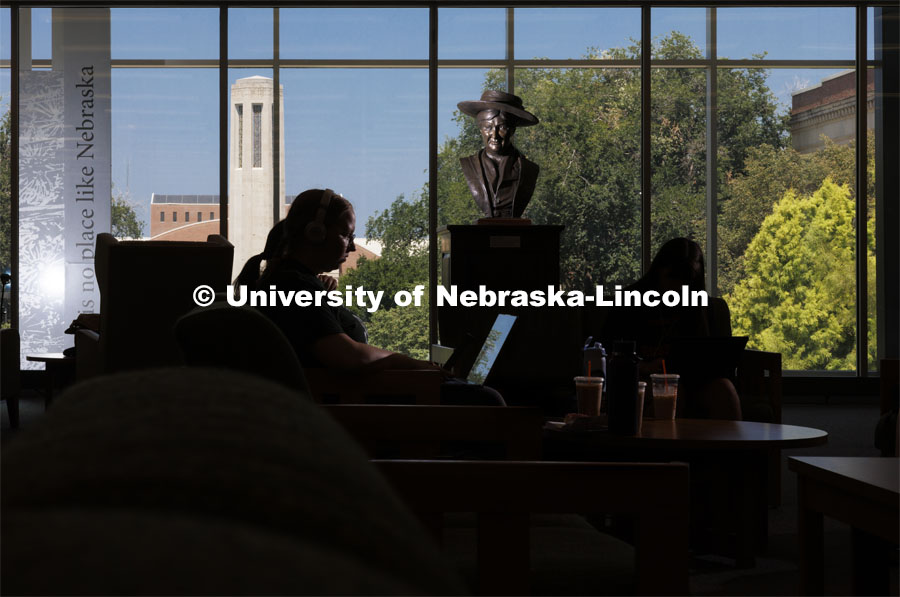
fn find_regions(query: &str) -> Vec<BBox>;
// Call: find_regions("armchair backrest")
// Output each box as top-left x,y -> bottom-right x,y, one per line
96,233 -> 233,374
175,303 -> 310,395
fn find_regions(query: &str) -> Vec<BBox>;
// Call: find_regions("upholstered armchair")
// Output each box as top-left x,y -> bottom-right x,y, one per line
75,233 -> 233,378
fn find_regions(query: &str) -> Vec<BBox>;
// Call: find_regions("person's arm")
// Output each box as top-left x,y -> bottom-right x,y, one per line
311,333 -> 441,374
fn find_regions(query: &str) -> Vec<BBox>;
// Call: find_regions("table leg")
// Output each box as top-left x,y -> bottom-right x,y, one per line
752,451 -> 770,553
851,527 -> 891,596
730,451 -> 768,567
798,478 -> 824,596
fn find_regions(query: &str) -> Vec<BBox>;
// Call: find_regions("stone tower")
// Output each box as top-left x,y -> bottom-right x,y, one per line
230,75 -> 285,278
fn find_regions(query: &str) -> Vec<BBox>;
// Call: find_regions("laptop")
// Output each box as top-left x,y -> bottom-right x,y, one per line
666,336 -> 749,380
434,313 -> 517,386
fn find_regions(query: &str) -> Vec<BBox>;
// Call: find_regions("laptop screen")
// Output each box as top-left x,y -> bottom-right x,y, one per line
466,313 -> 517,385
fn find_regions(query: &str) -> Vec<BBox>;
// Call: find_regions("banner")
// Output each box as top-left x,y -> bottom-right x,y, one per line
61,8 -> 111,323
17,8 -> 110,368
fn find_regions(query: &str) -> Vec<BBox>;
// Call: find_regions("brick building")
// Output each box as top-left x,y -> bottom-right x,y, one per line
789,69 -> 875,154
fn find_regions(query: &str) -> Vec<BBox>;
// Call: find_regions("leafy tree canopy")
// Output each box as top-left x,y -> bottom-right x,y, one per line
718,137 -> 874,295
728,178 -> 875,370
111,186 -> 145,239
353,32 -> 789,355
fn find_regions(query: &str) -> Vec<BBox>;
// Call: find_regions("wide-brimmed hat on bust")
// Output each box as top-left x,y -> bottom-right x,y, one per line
457,90 -> 539,126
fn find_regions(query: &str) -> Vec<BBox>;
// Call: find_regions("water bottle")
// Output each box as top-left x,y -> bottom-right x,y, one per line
582,337 -> 607,380
607,340 -> 640,435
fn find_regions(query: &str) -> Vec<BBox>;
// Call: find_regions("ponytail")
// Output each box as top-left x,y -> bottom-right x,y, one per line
235,219 -> 288,289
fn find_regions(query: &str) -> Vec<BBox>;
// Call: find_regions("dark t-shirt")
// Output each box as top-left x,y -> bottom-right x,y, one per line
258,259 -> 367,368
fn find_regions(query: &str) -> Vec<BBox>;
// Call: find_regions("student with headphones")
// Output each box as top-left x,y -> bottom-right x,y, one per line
247,188 -> 442,374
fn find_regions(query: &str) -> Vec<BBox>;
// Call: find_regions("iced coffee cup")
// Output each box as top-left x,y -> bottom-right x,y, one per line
574,376 -> 604,417
650,373 -> 679,420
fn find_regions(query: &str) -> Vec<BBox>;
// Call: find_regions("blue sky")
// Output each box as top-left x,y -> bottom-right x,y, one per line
1,6 -> 874,236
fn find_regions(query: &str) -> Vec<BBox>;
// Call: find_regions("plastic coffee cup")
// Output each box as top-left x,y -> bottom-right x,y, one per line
574,376 -> 604,417
650,373 -> 680,420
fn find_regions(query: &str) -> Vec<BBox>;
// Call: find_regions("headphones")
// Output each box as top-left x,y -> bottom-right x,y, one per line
304,188 -> 335,244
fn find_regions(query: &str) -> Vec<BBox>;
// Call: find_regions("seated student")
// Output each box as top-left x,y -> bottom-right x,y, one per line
241,189 -> 437,373
240,189 -> 505,407
602,237 -> 742,420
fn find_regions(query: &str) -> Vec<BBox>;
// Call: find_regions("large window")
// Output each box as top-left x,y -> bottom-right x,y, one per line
1,3 -> 896,378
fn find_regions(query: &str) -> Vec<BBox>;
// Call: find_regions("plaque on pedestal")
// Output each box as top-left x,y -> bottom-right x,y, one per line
438,224 -> 563,292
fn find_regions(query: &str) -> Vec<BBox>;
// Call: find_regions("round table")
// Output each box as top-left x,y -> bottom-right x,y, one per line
544,418 -> 829,566
547,418 -> 828,450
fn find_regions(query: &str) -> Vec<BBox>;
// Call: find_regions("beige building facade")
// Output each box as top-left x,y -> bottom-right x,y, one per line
789,70 -> 875,154
230,76 -> 286,277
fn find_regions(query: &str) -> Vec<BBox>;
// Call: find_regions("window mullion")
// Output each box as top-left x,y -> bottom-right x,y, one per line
706,7 -> 718,295
855,5 -> 868,376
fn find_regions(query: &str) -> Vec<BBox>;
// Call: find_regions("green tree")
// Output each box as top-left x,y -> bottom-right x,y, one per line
354,32 -> 788,356
340,193 -> 428,324
437,32 -> 785,291
727,179 -> 876,370
365,291 -> 430,360
110,186 -> 145,239
719,137 -> 873,295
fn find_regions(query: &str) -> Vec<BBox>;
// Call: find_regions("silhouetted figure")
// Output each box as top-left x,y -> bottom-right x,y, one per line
239,189 -> 505,405
237,189 -> 428,372
602,238 -> 742,420
458,91 -> 540,219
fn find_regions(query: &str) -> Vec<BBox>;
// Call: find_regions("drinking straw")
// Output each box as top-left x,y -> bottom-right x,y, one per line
662,359 -> 668,393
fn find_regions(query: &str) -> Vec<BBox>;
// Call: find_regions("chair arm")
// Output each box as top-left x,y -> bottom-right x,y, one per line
74,329 -> 101,381
306,368 -> 442,405
376,459 -> 690,596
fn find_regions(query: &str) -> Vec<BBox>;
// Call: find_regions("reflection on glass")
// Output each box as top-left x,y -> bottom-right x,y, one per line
717,7 -> 854,60
515,8 -> 640,60
111,8 -> 217,59
280,8 -> 427,60
229,8 -> 272,59
467,313 -> 516,385
439,8 -> 506,60
720,68 -> 862,371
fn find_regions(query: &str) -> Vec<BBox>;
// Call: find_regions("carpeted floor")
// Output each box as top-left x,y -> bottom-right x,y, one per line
3,394 -> 896,595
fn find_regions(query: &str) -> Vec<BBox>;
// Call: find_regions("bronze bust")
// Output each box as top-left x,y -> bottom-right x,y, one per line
457,91 -> 540,219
